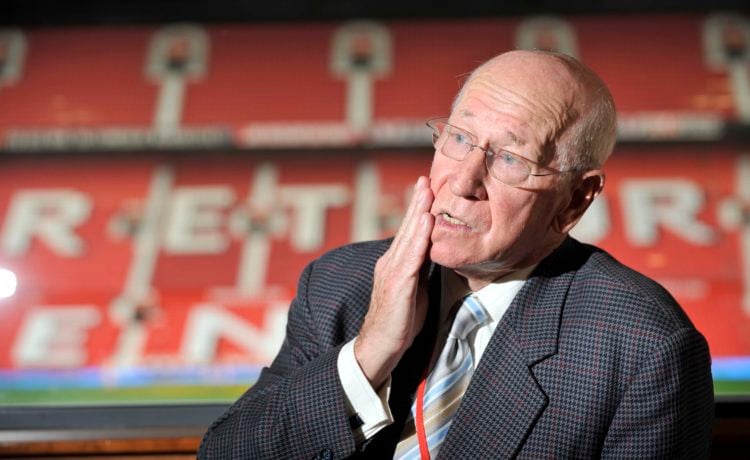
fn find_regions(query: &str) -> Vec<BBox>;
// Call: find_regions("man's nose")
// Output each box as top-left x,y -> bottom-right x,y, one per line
448,148 -> 489,200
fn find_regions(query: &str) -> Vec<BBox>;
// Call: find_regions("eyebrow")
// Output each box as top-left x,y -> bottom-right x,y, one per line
457,109 -> 527,147
504,130 -> 526,147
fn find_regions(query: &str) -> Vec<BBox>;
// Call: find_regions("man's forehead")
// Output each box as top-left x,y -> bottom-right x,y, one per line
462,53 -> 581,110
486,50 -> 574,80
451,54 -> 583,155
454,108 -> 528,147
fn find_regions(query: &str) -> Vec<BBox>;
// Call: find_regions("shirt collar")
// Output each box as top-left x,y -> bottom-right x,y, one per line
440,264 -> 537,325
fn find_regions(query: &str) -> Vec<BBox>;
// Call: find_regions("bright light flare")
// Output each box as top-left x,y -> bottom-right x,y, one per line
0,268 -> 17,298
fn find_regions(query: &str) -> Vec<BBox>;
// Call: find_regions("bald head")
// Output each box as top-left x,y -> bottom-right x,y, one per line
453,50 -> 616,172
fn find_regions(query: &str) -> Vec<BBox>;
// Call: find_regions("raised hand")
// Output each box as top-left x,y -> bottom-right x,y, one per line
354,176 -> 435,388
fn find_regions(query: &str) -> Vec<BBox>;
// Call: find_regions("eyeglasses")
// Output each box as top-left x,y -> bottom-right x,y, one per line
426,118 -> 577,186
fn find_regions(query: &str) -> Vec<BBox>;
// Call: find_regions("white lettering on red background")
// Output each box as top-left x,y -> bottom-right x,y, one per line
1,190 -> 92,257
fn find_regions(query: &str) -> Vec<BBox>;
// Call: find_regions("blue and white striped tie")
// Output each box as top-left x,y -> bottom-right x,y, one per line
394,294 -> 489,459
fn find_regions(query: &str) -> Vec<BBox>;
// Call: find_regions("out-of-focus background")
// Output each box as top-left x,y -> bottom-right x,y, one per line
0,0 -> 749,455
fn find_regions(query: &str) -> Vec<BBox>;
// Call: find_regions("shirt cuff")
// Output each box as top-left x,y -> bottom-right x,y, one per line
337,338 -> 394,440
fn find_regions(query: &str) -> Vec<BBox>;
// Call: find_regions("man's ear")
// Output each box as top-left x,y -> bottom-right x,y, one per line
553,170 -> 605,234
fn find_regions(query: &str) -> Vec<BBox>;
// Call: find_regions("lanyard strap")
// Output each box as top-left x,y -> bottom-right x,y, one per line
414,375 -> 431,460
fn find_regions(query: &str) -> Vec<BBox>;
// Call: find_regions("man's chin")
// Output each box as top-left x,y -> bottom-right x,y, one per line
430,243 -> 519,276
429,244 -> 474,270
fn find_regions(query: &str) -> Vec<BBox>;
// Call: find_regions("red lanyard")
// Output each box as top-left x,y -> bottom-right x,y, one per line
414,374 -> 431,460
415,302 -> 459,460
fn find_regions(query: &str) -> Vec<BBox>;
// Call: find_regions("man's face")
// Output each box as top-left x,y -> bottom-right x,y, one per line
428,53 -> 581,281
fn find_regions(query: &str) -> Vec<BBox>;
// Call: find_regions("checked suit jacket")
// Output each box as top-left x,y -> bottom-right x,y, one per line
199,237 -> 714,459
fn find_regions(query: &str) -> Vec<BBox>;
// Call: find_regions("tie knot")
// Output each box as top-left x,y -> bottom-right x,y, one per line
448,294 -> 489,340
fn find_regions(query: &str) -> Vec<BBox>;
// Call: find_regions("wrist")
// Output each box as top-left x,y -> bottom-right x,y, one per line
353,335 -> 401,389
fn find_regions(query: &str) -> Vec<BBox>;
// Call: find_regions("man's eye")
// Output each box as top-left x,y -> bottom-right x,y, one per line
498,151 -> 520,165
452,132 -> 468,144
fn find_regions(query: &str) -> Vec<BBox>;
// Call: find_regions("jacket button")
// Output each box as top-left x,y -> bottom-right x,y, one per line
314,448 -> 333,460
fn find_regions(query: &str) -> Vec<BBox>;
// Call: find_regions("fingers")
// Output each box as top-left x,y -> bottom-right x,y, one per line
406,211 -> 433,263
393,176 -> 427,242
390,176 -> 433,269
355,177 -> 434,386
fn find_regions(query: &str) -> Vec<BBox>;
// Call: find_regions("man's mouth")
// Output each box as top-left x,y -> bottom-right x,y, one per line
439,212 -> 471,228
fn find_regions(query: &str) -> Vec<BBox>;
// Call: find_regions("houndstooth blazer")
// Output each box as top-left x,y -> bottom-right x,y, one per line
199,237 -> 714,459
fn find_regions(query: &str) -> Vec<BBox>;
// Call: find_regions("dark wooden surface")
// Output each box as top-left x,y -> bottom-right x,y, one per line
0,409 -> 747,458
0,430 -> 201,458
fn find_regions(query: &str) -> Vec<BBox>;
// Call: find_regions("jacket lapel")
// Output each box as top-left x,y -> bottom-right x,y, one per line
437,238 -> 582,458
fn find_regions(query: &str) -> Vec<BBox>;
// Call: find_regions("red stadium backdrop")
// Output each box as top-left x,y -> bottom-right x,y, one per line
0,13 -> 749,398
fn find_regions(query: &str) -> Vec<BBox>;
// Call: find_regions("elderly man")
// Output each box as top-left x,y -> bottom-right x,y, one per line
199,50 -> 714,459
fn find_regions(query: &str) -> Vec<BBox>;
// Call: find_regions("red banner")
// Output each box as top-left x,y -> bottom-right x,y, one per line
0,147 -> 748,372
1,14 -> 749,383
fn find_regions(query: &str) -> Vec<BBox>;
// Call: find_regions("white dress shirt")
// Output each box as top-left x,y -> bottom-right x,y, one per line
337,265 -> 535,440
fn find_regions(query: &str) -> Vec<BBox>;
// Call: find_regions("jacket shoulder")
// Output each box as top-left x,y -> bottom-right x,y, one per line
568,240 -> 697,337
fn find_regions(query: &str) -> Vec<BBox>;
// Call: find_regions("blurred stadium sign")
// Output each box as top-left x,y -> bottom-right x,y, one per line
1,15 -> 750,152
1,14 -> 750,398
0,149 -> 749,383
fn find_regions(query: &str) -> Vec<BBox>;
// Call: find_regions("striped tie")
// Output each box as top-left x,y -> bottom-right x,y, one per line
394,294 -> 489,459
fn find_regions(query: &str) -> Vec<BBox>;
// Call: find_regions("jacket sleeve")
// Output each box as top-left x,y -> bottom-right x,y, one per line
198,260 -> 358,460
601,327 -> 714,459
